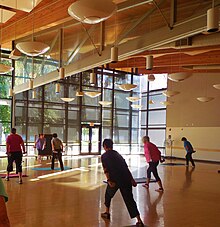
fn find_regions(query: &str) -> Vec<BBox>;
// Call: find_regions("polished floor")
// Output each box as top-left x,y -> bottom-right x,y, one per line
0,155 -> 220,227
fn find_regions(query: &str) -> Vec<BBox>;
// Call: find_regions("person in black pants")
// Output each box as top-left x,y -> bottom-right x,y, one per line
51,133 -> 64,171
101,139 -> 144,227
181,137 -> 195,167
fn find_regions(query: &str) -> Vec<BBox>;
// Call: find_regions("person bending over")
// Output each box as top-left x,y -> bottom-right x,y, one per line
142,136 -> 164,192
101,139 -> 144,227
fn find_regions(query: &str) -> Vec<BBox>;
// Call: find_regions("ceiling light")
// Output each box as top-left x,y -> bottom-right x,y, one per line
32,90 -> 36,99
0,64 -> 14,74
85,91 -> 101,98
168,72 -> 192,82
76,91 -> 84,96
55,83 -> 60,94
126,97 -> 140,102
16,41 -> 50,57
196,97 -> 214,102
163,91 -> 180,97
111,46 -> 118,63
59,67 -> 65,80
90,71 -> 96,85
61,97 -> 75,102
160,101 -> 174,106
9,49 -> 21,60
29,79 -> 34,89
146,55 -> 153,70
207,7 -> 219,33
68,0 -> 117,24
99,101 -> 112,106
131,104 -> 142,109
148,74 -> 155,81
213,84 -> 220,90
118,84 -> 137,91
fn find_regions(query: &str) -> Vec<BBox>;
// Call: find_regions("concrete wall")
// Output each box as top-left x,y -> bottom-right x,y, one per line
166,73 -> 220,162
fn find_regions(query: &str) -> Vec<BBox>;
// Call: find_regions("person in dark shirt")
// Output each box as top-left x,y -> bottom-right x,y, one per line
101,139 -> 144,227
181,137 -> 195,167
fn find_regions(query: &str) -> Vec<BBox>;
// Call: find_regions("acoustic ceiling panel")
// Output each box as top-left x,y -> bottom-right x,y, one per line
0,0 -> 43,12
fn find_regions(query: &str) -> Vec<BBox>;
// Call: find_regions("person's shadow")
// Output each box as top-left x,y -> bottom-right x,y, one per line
182,166 -> 195,190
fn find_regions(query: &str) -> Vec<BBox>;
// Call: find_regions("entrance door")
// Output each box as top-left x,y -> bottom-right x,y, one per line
81,124 -> 101,154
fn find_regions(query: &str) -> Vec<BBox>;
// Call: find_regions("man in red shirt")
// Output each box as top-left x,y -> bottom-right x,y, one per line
142,136 -> 164,192
6,128 -> 26,184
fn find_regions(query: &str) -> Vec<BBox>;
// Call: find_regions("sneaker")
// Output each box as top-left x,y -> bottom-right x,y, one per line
5,176 -> 9,181
136,221 -> 144,226
18,179 -> 23,184
101,212 -> 110,220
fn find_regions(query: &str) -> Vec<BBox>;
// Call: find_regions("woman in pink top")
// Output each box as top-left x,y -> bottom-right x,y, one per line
142,136 -> 164,192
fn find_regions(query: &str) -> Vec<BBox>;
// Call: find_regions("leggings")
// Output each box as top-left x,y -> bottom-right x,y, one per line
147,161 -> 161,182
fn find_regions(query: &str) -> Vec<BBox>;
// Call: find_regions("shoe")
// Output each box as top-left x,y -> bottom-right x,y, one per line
5,176 -> 9,181
136,221 -> 144,226
155,188 -> 164,192
101,212 -> 110,220
18,179 -> 23,184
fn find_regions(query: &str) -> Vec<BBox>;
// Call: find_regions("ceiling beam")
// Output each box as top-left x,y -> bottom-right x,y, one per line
14,9 -> 209,94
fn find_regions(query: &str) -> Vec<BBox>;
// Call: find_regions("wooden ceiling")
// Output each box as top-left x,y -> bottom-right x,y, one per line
1,0 -> 220,75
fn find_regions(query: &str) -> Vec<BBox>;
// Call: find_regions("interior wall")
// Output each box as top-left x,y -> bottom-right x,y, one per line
166,73 -> 220,162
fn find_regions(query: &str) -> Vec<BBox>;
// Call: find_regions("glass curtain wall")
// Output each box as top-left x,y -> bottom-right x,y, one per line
0,54 -> 13,156
140,74 -> 167,155
14,67 -> 144,155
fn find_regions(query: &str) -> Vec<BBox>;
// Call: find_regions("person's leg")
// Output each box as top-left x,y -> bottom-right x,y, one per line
101,184 -> 118,219
6,154 -> 14,180
120,185 -> 144,226
143,162 -> 153,188
188,153 -> 195,167
58,152 -> 64,171
15,152 -> 23,184
37,149 -> 42,162
151,161 -> 163,192
51,153 -> 55,170
185,153 -> 189,166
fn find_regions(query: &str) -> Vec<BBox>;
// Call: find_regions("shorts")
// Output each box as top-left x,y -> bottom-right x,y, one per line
7,152 -> 23,173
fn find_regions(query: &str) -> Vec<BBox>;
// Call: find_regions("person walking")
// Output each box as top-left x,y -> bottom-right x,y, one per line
34,133 -> 46,162
181,137 -> 195,167
0,178 -> 10,227
5,128 -> 26,184
101,139 -> 144,227
142,136 -> 164,192
51,133 -> 64,171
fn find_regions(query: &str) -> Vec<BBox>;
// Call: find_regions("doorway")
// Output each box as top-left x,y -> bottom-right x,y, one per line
81,124 -> 101,154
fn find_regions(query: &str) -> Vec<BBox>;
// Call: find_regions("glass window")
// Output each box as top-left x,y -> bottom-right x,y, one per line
81,106 -> 100,122
149,74 -> 167,91
148,110 -> 166,127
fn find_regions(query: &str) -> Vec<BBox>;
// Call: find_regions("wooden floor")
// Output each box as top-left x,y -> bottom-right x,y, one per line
0,155 -> 220,227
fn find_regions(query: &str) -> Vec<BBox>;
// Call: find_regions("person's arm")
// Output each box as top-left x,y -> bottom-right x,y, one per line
101,158 -> 116,187
6,143 -> 9,155
43,139 -> 46,150
51,139 -> 54,152
21,139 -> 26,154
60,140 -> 63,152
